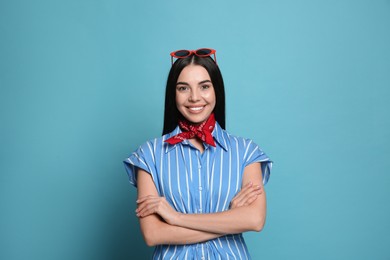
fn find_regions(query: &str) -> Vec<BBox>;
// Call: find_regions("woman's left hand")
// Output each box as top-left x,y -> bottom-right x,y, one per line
136,195 -> 181,225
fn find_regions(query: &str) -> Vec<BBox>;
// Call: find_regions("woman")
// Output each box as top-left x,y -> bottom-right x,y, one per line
124,48 -> 272,259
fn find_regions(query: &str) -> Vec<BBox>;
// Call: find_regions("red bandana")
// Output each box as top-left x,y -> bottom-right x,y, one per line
165,114 -> 216,147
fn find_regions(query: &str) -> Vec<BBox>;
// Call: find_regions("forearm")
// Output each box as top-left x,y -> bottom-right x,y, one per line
170,163 -> 267,234
140,214 -> 222,246
173,202 -> 266,234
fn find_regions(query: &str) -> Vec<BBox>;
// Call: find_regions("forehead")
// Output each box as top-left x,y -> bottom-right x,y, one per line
177,65 -> 211,82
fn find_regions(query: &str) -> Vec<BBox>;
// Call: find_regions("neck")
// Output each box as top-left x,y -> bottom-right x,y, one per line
180,113 -> 215,127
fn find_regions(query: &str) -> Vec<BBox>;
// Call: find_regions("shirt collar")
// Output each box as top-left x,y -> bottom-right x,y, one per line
164,122 -> 229,153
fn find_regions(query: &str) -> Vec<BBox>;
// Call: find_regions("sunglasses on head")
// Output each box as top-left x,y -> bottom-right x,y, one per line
170,48 -> 217,65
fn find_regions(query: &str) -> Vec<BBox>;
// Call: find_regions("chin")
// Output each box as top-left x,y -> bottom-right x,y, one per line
184,114 -> 210,124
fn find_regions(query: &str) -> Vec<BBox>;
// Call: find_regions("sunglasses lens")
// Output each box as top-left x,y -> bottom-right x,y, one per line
174,50 -> 191,57
195,49 -> 212,56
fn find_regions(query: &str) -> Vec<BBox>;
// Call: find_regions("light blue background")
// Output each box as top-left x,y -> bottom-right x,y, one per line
1,0 -> 389,259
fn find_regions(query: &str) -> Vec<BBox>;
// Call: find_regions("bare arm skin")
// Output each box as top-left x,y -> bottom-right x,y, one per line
136,168 -> 222,246
136,162 -> 266,239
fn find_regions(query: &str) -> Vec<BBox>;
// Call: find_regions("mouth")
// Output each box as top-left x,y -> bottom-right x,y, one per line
187,106 -> 205,112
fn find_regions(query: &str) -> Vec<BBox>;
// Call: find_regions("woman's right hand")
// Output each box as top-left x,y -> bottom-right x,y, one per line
230,181 -> 263,209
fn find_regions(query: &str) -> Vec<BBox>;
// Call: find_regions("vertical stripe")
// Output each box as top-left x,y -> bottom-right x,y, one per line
147,141 -> 155,165
206,151 -> 210,189
152,245 -> 158,259
210,158 -> 216,210
179,145 -> 191,210
184,247 -> 189,260
153,139 -> 157,159
234,137 -> 240,193
232,236 -> 243,260
246,147 -> 257,163
221,147 -> 232,210
217,237 -> 223,248
159,140 -> 165,196
221,128 -> 228,148
197,152 -> 203,213
162,245 -> 170,259
215,151 -> 224,212
226,236 -> 237,260
243,140 -> 252,161
238,235 -> 248,260
176,149 -> 186,213
169,245 -> 177,260
167,152 -> 178,210
188,148 -> 193,181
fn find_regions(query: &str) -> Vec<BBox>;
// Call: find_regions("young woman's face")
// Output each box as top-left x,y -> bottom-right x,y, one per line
175,64 -> 216,124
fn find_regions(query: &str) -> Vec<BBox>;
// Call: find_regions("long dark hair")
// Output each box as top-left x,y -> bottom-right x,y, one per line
162,55 -> 226,135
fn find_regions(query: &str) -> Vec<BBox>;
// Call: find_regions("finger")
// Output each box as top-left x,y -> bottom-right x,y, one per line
244,187 -> 262,201
230,182 -> 261,208
137,197 -> 169,217
234,185 -> 262,207
138,205 -> 157,217
231,194 -> 247,208
242,186 -> 262,204
136,197 -> 161,213
232,183 -> 253,202
243,195 -> 258,206
233,184 -> 260,206
241,183 -> 260,196
241,185 -> 262,200
137,201 -> 160,217
139,198 -> 170,218
235,200 -> 245,208
136,195 -> 158,203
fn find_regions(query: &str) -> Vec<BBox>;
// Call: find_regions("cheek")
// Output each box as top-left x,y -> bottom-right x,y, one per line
175,91 -> 180,103
211,100 -> 216,111
204,90 -> 216,105
203,89 -> 214,98
175,93 -> 185,107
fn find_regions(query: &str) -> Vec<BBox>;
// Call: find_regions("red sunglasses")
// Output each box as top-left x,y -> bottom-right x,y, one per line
170,48 -> 217,65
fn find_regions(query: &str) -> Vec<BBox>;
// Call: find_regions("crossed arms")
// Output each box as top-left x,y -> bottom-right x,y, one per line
135,162 -> 266,246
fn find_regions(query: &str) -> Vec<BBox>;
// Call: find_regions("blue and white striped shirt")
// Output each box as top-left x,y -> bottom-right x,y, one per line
124,122 -> 272,259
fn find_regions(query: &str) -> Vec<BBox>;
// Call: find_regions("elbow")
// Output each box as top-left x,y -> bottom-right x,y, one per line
253,221 -> 265,232
140,216 -> 168,247
141,225 -> 160,247
144,237 -> 157,247
142,229 -> 159,247
143,231 -> 158,247
251,216 -> 266,232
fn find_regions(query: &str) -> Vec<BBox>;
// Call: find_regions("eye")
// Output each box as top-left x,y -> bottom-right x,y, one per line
201,84 -> 211,90
177,86 -> 189,91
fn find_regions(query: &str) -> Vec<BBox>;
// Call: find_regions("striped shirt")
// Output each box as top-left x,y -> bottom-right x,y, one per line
124,122 -> 272,260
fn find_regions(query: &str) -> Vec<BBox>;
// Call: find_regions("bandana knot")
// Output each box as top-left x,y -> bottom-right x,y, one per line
165,114 -> 216,147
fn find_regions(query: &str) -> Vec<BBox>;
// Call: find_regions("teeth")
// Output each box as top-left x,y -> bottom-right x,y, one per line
189,107 -> 204,111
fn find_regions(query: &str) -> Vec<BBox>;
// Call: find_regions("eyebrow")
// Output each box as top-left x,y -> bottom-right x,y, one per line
176,82 -> 189,86
176,80 -> 212,86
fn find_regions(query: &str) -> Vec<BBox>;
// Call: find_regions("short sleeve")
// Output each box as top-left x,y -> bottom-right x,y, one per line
243,140 -> 273,185
123,142 -> 156,188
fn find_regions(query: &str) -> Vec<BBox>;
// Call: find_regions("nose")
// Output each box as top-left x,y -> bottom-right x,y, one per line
189,89 -> 200,102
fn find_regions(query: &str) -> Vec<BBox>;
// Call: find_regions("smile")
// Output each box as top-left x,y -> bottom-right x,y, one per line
188,106 -> 205,112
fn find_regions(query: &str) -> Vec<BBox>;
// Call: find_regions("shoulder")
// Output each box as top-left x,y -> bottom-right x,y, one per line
213,123 -> 255,151
220,129 -> 269,160
136,136 -> 165,156
135,128 -> 179,156
219,128 -> 259,150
